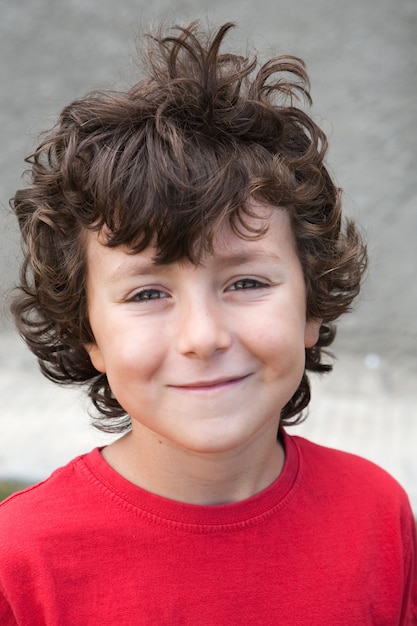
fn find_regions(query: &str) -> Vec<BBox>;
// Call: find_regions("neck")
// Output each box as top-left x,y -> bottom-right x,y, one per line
102,424 -> 285,505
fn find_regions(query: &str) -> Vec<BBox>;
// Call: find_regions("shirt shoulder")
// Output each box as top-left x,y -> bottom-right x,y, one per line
0,450 -> 98,546
293,433 -> 406,488
289,433 -> 414,526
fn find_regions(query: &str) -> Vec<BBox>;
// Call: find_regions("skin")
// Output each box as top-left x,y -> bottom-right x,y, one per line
85,201 -> 320,505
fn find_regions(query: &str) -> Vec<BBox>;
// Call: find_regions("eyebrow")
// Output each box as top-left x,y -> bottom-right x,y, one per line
212,249 -> 282,267
106,259 -> 170,283
107,249 -> 282,283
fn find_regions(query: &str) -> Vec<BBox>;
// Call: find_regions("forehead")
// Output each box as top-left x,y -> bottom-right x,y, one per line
214,201 -> 290,250
85,200 -> 296,274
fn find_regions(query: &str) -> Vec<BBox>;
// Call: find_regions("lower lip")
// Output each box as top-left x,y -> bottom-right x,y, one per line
170,375 -> 250,395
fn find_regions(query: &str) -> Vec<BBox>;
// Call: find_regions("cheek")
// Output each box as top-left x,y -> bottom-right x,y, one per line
250,317 -> 306,369
106,339 -> 169,419
103,333 -> 166,390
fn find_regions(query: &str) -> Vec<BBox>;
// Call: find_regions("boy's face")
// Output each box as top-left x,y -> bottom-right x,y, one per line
85,200 -> 320,455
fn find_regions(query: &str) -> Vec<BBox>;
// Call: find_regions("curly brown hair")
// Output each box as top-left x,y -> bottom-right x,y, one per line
11,21 -> 367,433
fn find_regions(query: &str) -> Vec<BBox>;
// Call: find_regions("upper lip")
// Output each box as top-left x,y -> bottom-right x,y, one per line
170,375 -> 249,388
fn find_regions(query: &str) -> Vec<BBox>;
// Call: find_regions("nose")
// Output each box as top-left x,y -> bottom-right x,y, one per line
175,294 -> 232,360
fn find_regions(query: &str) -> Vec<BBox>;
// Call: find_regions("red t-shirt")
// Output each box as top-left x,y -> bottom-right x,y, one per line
1,431 -> 416,625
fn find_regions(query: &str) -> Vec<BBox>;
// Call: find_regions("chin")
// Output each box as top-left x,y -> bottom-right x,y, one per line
175,425 -> 266,456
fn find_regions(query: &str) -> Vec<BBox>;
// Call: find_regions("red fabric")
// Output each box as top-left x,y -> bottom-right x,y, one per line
1,431 -> 416,625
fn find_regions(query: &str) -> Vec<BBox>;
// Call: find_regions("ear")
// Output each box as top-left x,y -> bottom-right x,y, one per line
85,343 -> 106,373
304,318 -> 322,348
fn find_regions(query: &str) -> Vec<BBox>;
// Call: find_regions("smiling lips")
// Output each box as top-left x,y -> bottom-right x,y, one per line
170,374 -> 251,393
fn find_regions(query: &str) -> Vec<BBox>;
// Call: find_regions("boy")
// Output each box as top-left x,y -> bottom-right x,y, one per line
1,21 -> 416,625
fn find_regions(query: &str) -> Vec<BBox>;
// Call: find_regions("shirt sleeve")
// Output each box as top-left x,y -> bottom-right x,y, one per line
401,509 -> 417,625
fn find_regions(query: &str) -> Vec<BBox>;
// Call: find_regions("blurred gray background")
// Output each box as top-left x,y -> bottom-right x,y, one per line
1,0 -> 416,507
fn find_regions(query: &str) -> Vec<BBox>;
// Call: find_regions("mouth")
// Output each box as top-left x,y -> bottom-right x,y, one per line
169,374 -> 251,393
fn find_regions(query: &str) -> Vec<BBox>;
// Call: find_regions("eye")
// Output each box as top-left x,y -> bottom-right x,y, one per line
129,288 -> 168,302
228,278 -> 268,291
